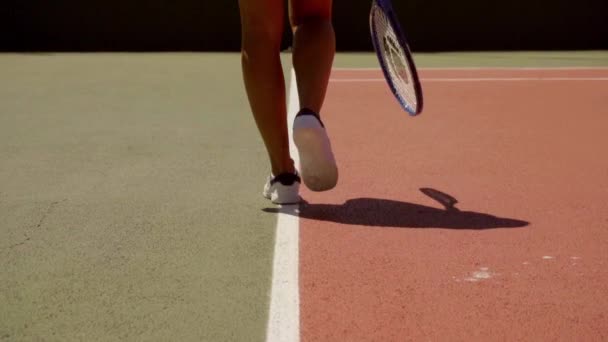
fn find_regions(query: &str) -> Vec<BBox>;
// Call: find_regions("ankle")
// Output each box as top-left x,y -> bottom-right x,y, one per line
296,108 -> 324,127
271,161 -> 296,176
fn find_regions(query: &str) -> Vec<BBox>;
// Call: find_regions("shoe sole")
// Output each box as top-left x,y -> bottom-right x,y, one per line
293,120 -> 338,192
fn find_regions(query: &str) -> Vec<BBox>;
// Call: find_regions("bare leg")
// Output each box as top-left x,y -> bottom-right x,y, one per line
288,0 -> 338,192
239,0 -> 295,175
290,0 -> 336,113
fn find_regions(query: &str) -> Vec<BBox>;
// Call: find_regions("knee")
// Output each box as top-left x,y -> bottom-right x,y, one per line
290,16 -> 333,34
241,19 -> 284,52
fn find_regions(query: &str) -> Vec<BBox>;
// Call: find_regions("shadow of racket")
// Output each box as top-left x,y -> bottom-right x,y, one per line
420,188 -> 459,212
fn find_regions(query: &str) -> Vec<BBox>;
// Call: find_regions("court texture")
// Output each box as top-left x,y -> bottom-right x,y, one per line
1,51 -> 607,341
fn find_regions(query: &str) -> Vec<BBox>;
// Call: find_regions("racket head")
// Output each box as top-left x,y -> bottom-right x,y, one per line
370,0 -> 423,115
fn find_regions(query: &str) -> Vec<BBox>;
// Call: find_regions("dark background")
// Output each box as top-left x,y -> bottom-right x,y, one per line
2,0 -> 607,52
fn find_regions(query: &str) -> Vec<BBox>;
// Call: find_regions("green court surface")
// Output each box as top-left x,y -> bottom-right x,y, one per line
1,51 -> 607,341
0,53 -> 275,341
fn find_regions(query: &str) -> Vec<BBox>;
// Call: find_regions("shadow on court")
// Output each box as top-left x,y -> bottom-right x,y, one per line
263,188 -> 529,230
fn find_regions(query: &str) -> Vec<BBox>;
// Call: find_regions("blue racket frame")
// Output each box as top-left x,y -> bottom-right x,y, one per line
370,0 -> 424,115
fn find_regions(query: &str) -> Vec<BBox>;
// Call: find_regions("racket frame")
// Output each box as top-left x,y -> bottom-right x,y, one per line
369,0 -> 424,115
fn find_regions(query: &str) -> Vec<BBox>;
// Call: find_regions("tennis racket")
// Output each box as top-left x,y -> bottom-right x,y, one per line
370,0 -> 424,115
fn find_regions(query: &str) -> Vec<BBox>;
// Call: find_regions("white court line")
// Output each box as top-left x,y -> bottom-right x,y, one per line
330,77 -> 608,83
333,66 -> 608,71
265,68 -> 300,342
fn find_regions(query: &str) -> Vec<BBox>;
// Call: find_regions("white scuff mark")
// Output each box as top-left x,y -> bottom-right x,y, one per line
523,261 -> 530,265
472,270 -> 492,279
464,267 -> 493,282
542,256 -> 554,260
570,256 -> 581,260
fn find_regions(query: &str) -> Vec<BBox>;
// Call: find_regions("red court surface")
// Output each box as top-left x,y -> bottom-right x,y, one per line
299,69 -> 608,341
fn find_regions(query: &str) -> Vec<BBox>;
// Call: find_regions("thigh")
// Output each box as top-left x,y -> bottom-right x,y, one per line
289,0 -> 333,26
239,0 -> 285,45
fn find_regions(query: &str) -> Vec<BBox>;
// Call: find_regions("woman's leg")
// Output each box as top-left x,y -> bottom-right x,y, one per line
289,0 -> 335,113
289,0 -> 338,192
239,0 -> 295,176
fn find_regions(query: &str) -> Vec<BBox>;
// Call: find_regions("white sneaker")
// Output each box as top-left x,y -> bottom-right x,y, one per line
263,172 -> 301,204
293,110 -> 338,191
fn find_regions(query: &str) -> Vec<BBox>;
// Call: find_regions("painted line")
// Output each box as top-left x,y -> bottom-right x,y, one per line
265,68 -> 300,342
330,77 -> 608,83
333,66 -> 608,71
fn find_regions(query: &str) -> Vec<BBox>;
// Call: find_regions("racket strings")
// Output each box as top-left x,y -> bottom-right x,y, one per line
372,6 -> 418,110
